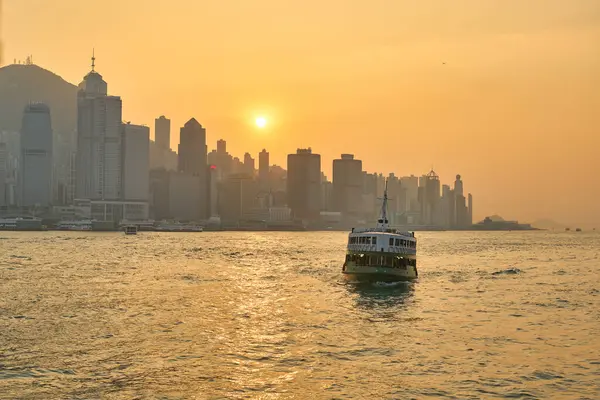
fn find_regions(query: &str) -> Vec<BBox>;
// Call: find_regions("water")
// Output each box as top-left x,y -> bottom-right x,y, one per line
1,231 -> 599,399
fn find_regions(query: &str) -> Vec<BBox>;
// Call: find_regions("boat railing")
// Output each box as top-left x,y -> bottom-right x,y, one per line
351,227 -> 415,237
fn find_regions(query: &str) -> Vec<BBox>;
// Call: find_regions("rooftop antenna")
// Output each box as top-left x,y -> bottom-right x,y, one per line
91,49 -> 96,72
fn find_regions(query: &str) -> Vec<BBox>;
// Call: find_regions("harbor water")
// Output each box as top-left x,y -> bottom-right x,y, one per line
1,231 -> 599,399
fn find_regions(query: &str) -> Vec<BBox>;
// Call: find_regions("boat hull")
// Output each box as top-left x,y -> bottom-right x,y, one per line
342,265 -> 418,282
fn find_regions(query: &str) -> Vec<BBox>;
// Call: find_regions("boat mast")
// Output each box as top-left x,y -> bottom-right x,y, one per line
376,179 -> 389,230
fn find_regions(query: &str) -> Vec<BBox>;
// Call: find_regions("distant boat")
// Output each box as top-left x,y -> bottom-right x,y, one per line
565,228 -> 571,231
575,228 -> 582,232
56,220 -> 92,231
124,225 -> 138,235
342,179 -> 418,282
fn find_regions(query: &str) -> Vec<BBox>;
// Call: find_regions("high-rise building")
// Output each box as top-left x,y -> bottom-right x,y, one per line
332,154 -> 362,219
175,118 -> 208,220
218,173 -> 258,226
420,170 -> 441,226
456,194 -> 467,228
400,175 -> 419,212
441,184 -> 454,229
287,148 -> 321,221
209,139 -> 232,179
208,165 -> 219,218
20,103 -> 53,207
76,57 -> 123,201
178,118 -> 207,175
454,174 -> 469,228
454,174 -> 464,197
243,152 -> 255,175
122,123 -> 150,201
168,172 -> 205,221
149,168 -> 170,220
258,149 -> 269,185
468,193 -> 473,226
217,139 -> 227,154
154,116 -> 171,150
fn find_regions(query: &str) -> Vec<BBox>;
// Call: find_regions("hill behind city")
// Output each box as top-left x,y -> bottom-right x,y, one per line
0,64 -> 77,135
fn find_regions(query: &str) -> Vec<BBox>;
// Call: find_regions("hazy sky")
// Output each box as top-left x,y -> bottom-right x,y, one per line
4,0 -> 600,225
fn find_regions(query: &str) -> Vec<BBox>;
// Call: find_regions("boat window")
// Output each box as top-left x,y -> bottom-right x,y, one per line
366,237 -> 372,245
389,238 -> 394,246
372,237 -> 377,245
395,239 -> 400,246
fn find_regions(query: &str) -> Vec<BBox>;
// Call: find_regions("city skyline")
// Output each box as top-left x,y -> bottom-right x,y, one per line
2,1 -> 600,226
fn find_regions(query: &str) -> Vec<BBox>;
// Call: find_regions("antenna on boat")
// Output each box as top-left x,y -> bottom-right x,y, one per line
377,178 -> 389,230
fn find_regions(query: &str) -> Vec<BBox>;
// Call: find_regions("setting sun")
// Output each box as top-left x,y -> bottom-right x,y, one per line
255,116 -> 267,129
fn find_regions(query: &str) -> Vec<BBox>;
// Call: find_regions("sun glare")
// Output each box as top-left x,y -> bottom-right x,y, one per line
255,116 -> 267,129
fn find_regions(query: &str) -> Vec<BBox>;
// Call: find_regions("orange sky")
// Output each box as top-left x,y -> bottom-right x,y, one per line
3,0 -> 600,225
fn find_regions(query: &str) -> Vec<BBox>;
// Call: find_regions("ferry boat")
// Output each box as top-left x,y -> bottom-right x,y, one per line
123,225 -> 138,235
342,180 -> 418,282
56,220 -> 92,231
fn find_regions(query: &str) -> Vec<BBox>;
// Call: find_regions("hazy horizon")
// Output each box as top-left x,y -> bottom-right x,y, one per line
3,0 -> 600,226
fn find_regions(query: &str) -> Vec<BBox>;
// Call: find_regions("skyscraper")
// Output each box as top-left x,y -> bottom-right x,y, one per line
454,174 -> 469,228
122,123 -> 150,201
468,193 -> 473,226
400,175 -> 419,212
76,56 -> 123,201
155,115 -> 171,150
454,174 -> 464,197
175,118 -> 208,221
217,139 -> 227,154
258,149 -> 269,186
287,148 -> 321,221
420,170 -> 441,226
243,152 -> 255,175
178,118 -> 207,175
332,154 -> 362,219
20,103 -> 53,207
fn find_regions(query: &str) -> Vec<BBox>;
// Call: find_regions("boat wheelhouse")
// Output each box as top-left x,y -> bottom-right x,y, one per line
342,180 -> 418,281
124,225 -> 138,235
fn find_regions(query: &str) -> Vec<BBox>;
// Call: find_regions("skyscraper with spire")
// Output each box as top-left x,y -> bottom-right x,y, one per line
75,53 -> 123,200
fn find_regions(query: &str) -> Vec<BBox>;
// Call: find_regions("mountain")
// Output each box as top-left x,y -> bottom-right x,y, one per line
0,64 -> 78,135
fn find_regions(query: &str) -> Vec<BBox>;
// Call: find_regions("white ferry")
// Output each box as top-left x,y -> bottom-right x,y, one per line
342,180 -> 418,282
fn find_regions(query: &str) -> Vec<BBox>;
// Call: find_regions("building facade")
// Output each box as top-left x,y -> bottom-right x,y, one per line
287,148 -> 321,221
178,118 -> 207,175
332,154 -> 363,219
258,149 -> 269,187
155,115 -> 171,150
75,65 -> 123,201
122,123 -> 150,201
20,103 -> 53,207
